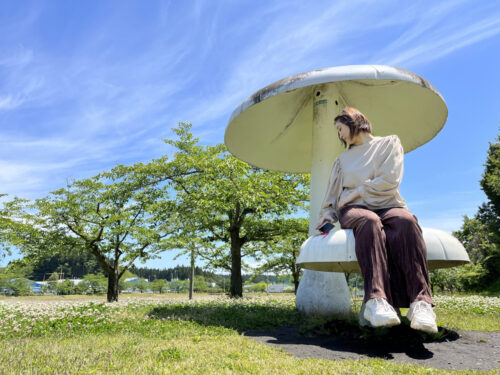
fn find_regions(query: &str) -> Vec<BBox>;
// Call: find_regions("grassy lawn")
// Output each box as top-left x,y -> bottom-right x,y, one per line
0,293 -> 498,374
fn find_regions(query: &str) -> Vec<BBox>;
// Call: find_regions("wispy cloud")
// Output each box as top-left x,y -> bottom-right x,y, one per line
182,0 -> 500,134
406,189 -> 485,232
0,95 -> 24,111
183,0 -> 367,129
0,0 -> 498,203
418,215 -> 465,233
0,4 -> 202,197
0,45 -> 34,67
373,2 -> 500,67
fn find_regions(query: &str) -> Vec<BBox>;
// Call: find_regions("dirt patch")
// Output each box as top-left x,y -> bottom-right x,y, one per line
244,322 -> 500,371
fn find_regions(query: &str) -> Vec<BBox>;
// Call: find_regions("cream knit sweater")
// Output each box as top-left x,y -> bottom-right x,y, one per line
320,135 -> 407,222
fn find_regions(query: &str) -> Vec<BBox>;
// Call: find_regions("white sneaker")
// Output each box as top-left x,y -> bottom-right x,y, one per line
363,298 -> 401,327
407,301 -> 438,334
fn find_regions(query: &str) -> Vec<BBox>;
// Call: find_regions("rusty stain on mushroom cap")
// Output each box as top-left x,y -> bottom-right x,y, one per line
225,65 -> 447,173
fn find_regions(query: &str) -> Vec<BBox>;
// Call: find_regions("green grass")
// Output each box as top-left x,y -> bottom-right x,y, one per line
0,293 -> 498,374
2,332 -> 471,374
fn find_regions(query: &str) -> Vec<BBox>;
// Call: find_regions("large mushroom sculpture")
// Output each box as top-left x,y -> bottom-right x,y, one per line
224,65 -> 469,315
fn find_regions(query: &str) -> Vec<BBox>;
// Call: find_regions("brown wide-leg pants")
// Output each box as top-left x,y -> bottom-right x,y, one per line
339,205 -> 434,308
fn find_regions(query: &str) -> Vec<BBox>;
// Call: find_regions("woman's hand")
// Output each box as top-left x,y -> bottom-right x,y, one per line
338,187 -> 362,209
316,216 -> 334,231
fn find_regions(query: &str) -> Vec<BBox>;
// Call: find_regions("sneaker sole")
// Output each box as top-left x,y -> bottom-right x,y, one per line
411,320 -> 438,334
366,316 -> 401,328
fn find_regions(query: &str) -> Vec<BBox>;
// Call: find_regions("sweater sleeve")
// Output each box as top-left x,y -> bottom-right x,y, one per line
319,158 -> 343,223
358,135 -> 404,207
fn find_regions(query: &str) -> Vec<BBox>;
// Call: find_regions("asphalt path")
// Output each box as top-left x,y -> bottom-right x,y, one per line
245,325 -> 500,371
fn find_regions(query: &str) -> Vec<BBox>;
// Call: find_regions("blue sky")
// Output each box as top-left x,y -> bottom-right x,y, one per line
1,0 -> 499,270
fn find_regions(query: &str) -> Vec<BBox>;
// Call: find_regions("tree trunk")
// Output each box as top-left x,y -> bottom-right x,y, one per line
107,271 -> 119,302
292,266 -> 300,295
189,248 -> 195,300
230,232 -> 243,298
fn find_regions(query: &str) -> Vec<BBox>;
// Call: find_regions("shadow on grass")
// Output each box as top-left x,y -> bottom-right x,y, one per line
147,302 -> 305,332
300,315 -> 459,344
148,302 -> 462,360
247,315 -> 460,360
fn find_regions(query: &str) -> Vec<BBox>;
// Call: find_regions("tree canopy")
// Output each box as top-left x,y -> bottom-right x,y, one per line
249,217 -> 308,293
1,122 -> 311,300
165,123 -> 310,297
2,160 -> 182,302
452,130 -> 500,293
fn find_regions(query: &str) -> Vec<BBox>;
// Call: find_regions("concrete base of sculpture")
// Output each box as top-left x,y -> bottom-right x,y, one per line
296,269 -> 351,317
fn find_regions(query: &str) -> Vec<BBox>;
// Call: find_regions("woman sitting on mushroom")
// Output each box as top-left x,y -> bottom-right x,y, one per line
316,107 -> 437,333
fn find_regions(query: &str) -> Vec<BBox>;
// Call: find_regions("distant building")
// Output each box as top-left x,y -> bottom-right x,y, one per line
30,279 -> 84,293
266,284 -> 292,293
124,277 -> 149,283
31,282 -> 43,294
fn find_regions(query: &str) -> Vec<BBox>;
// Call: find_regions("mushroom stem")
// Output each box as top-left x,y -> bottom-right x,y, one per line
309,83 -> 345,234
296,84 -> 351,317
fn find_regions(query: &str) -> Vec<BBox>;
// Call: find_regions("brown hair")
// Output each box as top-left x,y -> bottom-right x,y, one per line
334,107 -> 372,148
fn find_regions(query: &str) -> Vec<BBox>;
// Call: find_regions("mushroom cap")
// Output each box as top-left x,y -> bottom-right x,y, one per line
225,65 -> 447,173
296,227 -> 470,273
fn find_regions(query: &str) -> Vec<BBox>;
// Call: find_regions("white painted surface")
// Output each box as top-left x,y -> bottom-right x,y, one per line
296,83 -> 351,317
295,269 -> 351,317
297,227 -> 470,273
225,65 -> 447,173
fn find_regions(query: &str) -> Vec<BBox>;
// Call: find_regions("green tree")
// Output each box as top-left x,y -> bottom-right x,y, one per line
134,279 -> 149,293
27,249 -> 101,281
75,280 -> 90,295
249,282 -> 267,292
251,218 -> 308,294
0,268 -> 18,294
150,279 -> 167,293
46,272 -> 60,294
168,279 -> 188,292
8,277 -> 32,296
3,259 -> 34,279
82,273 -> 107,294
480,132 -> 500,215
55,279 -> 77,295
129,264 -> 215,282
0,194 -> 11,259
454,130 -> 500,292
1,161 -> 183,302
193,275 -> 209,292
165,123 -> 310,298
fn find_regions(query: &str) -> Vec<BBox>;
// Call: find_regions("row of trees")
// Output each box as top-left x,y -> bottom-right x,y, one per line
0,270 -> 282,296
0,273 -> 109,296
129,265 -> 218,282
0,123 -> 309,302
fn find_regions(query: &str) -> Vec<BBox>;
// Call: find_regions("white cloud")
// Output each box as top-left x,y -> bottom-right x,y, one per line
0,46 -> 34,67
182,0 -> 363,128
418,215 -> 465,233
0,95 -> 24,111
1,0 -> 498,203
182,0 -> 500,132
373,3 -> 500,67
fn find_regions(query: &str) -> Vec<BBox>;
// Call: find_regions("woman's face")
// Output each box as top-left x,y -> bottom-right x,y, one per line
335,121 -> 351,144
